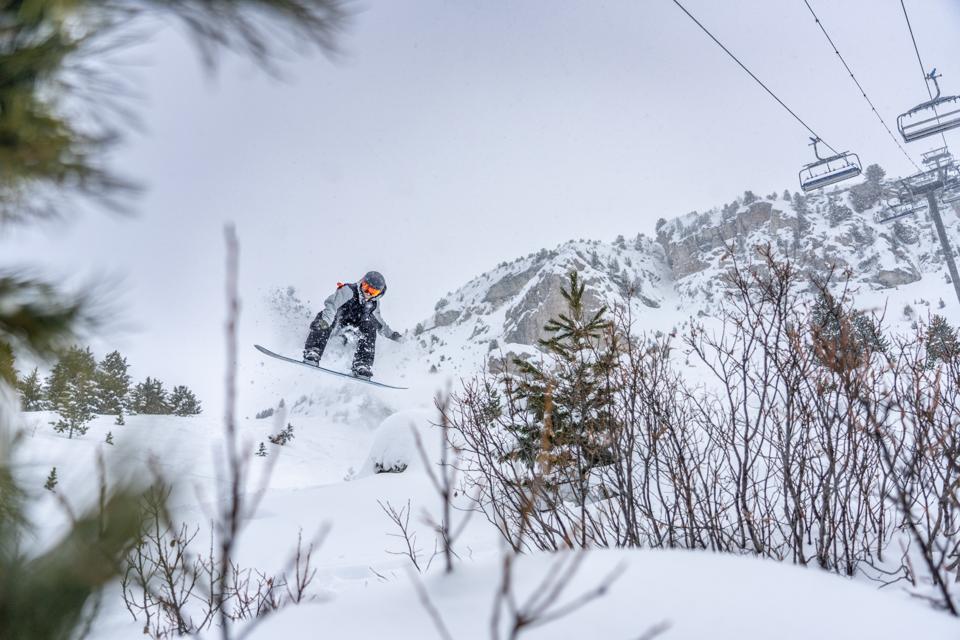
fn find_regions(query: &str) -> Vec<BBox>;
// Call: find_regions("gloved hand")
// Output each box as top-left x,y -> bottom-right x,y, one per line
389,330 -> 402,342
310,315 -> 330,331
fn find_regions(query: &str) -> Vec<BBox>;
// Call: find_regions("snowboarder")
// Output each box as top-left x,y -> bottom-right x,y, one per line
303,271 -> 402,378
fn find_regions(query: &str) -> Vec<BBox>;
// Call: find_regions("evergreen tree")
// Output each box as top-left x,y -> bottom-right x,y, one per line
810,290 -> 888,372
44,468 -> 58,492
45,346 -> 97,411
509,271 -> 617,468
926,315 -> 960,367
17,367 -> 45,411
169,385 -> 202,416
51,375 -> 97,438
105,431 -> 114,445
849,164 -> 886,213
0,341 -> 16,386
129,377 -> 171,415
255,442 -> 268,457
95,350 -> 131,415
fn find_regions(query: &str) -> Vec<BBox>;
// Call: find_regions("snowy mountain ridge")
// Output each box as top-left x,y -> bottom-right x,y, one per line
405,177 -> 959,376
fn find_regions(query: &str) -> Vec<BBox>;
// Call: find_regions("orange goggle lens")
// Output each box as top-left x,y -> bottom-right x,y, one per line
361,282 -> 382,297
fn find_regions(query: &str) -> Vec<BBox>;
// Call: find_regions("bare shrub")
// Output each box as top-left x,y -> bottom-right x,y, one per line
449,247 -> 960,614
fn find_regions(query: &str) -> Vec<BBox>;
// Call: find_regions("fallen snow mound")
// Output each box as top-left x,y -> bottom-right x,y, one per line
359,409 -> 438,476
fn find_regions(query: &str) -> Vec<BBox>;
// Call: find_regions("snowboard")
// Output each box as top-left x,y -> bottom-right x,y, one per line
254,344 -> 408,390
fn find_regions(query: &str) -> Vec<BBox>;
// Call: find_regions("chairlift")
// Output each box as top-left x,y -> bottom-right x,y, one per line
900,166 -> 944,197
941,190 -> 960,206
798,137 -> 862,192
921,146 -> 953,168
898,69 -> 960,143
875,187 -> 927,224
941,183 -> 960,205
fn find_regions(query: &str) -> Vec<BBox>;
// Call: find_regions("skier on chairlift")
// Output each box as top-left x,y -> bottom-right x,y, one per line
303,271 -> 402,379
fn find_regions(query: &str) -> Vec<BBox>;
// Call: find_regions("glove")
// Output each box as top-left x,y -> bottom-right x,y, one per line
389,331 -> 402,342
310,315 -> 330,331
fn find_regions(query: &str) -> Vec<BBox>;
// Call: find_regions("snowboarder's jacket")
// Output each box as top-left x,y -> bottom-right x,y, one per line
317,282 -> 396,337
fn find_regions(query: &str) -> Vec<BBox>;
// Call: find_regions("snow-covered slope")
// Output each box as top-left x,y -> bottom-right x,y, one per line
258,548 -> 959,640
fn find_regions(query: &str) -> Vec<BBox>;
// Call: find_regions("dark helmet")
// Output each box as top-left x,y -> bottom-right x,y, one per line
360,271 -> 387,298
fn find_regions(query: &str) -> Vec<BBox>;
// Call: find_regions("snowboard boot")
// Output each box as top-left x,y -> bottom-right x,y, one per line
303,347 -> 321,366
352,364 -> 372,379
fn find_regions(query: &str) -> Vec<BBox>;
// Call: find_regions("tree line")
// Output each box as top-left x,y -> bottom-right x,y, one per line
10,346 -> 202,438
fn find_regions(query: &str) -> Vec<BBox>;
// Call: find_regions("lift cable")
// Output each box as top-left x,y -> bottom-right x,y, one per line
802,0 -> 919,171
670,0 -> 840,156
899,0 -> 951,151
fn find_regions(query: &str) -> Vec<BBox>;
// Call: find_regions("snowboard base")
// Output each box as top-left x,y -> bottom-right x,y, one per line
254,344 -> 407,390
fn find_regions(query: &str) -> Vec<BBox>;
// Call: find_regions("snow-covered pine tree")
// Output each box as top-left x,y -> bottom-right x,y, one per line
849,164 -> 887,213
925,315 -> 960,367
45,346 -> 97,410
17,367 -> 44,411
105,431 -> 114,445
51,374 -> 97,438
255,442 -> 268,457
810,289 -> 888,372
169,385 -> 202,416
95,350 -> 131,415
129,377 -> 171,415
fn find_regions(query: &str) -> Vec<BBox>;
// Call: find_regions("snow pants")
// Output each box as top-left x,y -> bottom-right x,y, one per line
304,311 -> 377,373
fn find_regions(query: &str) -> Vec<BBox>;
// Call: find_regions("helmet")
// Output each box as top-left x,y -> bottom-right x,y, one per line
360,271 -> 387,299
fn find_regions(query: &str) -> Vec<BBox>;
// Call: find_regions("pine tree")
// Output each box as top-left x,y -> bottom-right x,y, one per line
51,375 -> 97,438
255,442 -> 268,457
17,367 -> 45,411
115,409 -> 125,426
169,385 -> 202,416
509,271 -> 617,468
95,350 -> 131,415
105,431 -> 114,445
0,341 -> 16,386
926,315 -> 960,367
129,377 -> 171,415
45,346 -> 97,411
810,290 -> 888,372
44,467 -> 58,492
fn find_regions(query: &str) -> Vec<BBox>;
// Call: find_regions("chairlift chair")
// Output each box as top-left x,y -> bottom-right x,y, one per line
798,137 -> 862,192
921,146 -> 954,168
875,187 -> 927,224
898,69 -> 960,143
900,166 -> 945,197
941,183 -> 960,205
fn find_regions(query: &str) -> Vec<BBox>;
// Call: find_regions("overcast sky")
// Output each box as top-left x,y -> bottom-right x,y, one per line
4,0 -> 959,409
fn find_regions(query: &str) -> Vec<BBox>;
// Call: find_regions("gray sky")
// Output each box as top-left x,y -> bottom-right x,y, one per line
4,0 -> 959,408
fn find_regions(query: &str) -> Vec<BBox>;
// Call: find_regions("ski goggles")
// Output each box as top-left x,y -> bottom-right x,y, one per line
361,281 -> 382,298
